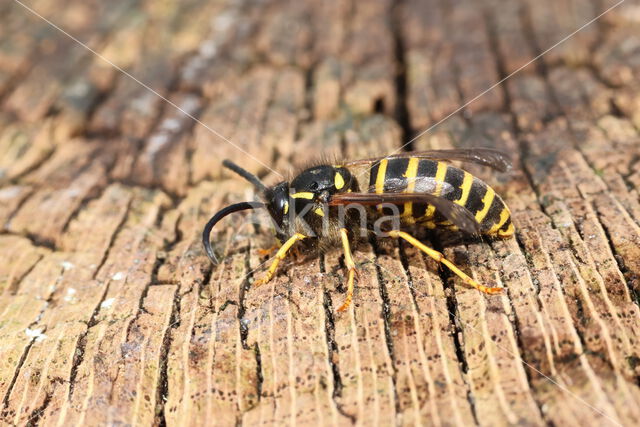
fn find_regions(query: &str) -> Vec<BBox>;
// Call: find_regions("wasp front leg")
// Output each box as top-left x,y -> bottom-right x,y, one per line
337,228 -> 359,312
254,233 -> 306,287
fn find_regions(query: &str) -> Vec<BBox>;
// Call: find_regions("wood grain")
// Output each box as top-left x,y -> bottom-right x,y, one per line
0,0 -> 639,425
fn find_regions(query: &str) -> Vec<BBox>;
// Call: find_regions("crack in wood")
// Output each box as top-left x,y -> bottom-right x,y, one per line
428,231 -> 480,426
121,209 -> 181,394
318,256 -> 355,423
1,338 -> 36,419
154,284 -> 181,426
368,235 -> 401,418
67,196 -> 133,398
396,239 -> 421,315
520,0 -> 639,305
593,203 -> 640,308
390,0 -> 413,149
67,278 -> 112,399
2,144 -> 57,189
59,174 -> 112,237
253,342 -> 263,404
238,245 -> 254,351
6,253 -> 44,296
24,391 -> 52,427
91,198 -> 133,280
494,247 -> 548,420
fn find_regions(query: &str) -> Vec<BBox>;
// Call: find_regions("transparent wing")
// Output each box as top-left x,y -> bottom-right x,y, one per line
328,192 -> 480,234
343,148 -> 511,172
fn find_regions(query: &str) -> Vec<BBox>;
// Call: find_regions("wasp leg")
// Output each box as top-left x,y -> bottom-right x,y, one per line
257,244 -> 279,257
254,233 -> 306,287
388,230 -> 502,295
337,228 -> 358,312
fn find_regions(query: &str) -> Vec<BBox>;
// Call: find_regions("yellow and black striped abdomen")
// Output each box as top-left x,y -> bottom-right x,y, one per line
368,158 -> 514,237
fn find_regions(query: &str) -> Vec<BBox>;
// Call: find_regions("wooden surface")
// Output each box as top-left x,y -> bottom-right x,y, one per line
1,0 -> 640,425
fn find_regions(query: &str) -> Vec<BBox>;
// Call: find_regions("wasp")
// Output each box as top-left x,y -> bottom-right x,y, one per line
203,148 -> 514,312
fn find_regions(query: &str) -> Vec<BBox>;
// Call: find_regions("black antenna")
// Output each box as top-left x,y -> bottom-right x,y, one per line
202,201 -> 266,263
223,160 -> 268,193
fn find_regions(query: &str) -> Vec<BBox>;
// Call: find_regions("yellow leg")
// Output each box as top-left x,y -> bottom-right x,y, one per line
254,233 -> 306,287
257,244 -> 279,257
337,228 -> 358,312
388,230 -> 502,295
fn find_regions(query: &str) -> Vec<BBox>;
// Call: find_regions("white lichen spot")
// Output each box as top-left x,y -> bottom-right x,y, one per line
145,133 -> 170,158
25,328 -> 47,342
64,288 -> 77,302
199,40 -> 218,58
180,96 -> 201,115
66,81 -> 90,97
101,298 -> 116,309
0,186 -> 22,200
163,118 -> 182,132
213,11 -> 236,32
64,187 -> 81,198
111,272 -> 125,281
131,93 -> 155,115
61,261 -> 75,270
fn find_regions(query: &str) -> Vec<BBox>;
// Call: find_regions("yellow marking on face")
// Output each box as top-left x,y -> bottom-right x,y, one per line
456,171 -> 473,206
314,207 -> 324,217
402,157 -> 420,217
475,187 -> 495,222
375,159 -> 388,194
424,161 -> 448,218
292,192 -> 314,199
283,201 -> 289,215
335,172 -> 345,190
489,207 -> 510,234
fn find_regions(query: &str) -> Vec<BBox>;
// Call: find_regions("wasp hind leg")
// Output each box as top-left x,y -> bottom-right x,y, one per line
388,230 -> 502,295
337,228 -> 358,312
254,233 -> 306,287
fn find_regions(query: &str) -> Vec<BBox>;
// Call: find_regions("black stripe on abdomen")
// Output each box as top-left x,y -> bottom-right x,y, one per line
383,158 -> 410,191
464,178 -> 488,217
443,166 -> 464,201
412,159 -> 439,218
368,162 -> 380,190
481,195 -> 505,231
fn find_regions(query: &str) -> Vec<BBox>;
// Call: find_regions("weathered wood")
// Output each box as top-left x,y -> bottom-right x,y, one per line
1,0 -> 639,425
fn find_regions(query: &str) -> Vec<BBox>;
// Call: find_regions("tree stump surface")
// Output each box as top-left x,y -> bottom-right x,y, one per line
1,0 -> 640,425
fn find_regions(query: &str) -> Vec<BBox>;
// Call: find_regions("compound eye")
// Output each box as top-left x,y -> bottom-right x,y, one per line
273,193 -> 285,213
309,182 -> 319,190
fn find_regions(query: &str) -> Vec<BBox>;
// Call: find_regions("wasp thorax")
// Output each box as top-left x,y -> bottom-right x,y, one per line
290,165 -> 354,197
